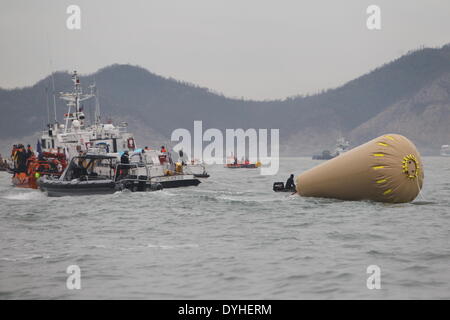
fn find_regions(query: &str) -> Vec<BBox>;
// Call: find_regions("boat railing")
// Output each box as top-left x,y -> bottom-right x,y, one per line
113,163 -> 150,182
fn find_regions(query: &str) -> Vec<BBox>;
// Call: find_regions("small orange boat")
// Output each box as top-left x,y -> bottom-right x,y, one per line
225,163 -> 261,169
224,156 -> 261,169
11,152 -> 67,189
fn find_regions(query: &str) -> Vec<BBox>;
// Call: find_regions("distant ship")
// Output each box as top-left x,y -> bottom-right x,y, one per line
312,137 -> 350,160
440,145 -> 450,156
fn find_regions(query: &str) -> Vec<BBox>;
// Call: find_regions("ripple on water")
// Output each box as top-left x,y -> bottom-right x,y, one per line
0,158 -> 448,299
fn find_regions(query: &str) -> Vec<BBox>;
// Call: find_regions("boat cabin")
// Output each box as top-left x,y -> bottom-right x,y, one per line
63,154 -> 117,181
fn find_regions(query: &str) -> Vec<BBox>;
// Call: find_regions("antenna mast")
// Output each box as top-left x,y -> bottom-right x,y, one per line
45,86 -> 50,125
94,83 -> 101,125
59,71 -> 94,133
88,82 -> 101,126
50,70 -> 57,123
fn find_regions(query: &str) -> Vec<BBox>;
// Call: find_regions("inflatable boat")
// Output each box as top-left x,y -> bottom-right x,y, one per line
296,134 -> 424,203
11,151 -> 67,189
38,177 -> 118,197
38,154 -> 163,197
193,173 -> 210,178
225,162 -> 261,169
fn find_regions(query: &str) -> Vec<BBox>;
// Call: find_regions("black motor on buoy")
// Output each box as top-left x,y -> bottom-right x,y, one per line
273,182 -> 295,192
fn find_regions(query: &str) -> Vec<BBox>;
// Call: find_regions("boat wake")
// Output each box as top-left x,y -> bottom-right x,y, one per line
1,189 -> 45,201
411,200 -> 435,205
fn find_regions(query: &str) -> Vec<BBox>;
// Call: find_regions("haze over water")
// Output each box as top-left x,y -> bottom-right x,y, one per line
0,157 -> 449,299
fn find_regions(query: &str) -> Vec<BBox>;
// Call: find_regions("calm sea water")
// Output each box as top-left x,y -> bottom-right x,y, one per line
0,157 -> 449,299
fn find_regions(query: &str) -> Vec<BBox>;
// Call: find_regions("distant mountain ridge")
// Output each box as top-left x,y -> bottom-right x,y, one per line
1,44 -> 450,156
349,72 -> 450,148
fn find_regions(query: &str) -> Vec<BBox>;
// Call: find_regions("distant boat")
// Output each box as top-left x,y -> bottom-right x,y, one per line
224,155 -> 261,169
225,163 -> 260,169
312,137 -> 350,160
440,145 -> 450,156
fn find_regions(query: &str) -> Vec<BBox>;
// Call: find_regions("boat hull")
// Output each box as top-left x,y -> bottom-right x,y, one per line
38,179 -> 117,197
274,188 -> 296,193
160,179 -> 201,188
193,173 -> 210,178
225,164 -> 258,169
12,173 -> 38,189
150,175 -> 201,188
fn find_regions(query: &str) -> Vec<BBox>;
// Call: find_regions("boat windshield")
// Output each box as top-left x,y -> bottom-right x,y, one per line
64,156 -> 117,181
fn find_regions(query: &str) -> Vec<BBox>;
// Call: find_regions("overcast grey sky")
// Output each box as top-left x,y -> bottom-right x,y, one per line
1,0 -> 449,99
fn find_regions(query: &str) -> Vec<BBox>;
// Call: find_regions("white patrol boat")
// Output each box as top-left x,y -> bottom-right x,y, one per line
124,148 -> 201,188
39,71 -> 137,159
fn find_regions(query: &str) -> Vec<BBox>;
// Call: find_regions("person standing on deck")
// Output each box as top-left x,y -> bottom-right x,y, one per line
118,151 -> 130,179
16,145 -> 27,173
26,145 -> 33,160
178,149 -> 185,165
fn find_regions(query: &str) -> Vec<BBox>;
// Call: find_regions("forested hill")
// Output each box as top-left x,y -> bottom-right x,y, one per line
1,44 -> 450,155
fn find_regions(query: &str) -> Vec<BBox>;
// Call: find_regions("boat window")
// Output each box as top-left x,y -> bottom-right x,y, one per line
64,157 -> 116,180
